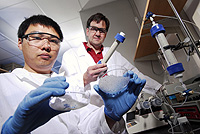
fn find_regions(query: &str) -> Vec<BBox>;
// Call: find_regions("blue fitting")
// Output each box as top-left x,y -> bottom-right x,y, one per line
146,12 -> 153,19
183,89 -> 192,96
167,63 -> 184,76
169,95 -> 176,100
150,24 -> 165,37
115,33 -> 125,43
97,60 -> 101,64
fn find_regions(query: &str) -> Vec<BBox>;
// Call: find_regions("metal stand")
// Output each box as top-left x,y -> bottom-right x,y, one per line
167,0 -> 200,59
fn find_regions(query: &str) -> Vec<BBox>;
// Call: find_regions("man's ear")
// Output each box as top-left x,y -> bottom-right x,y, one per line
18,38 -> 23,51
86,28 -> 89,36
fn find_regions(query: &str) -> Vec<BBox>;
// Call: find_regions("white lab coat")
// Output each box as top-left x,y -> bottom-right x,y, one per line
60,44 -> 162,107
0,68 -> 125,134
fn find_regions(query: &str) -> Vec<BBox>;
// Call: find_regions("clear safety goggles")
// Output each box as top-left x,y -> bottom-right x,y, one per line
22,32 -> 61,49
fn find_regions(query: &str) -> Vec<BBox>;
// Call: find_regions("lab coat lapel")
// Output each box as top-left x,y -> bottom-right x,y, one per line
12,68 -> 50,89
77,44 -> 96,66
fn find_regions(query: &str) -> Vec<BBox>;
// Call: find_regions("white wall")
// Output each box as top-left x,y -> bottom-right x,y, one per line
80,0 -> 164,83
193,2 -> 200,30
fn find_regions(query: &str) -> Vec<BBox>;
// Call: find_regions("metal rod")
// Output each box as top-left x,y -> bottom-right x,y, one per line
167,0 -> 200,59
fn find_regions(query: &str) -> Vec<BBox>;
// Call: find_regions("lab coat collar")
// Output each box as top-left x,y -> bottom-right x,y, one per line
77,43 -> 88,57
77,42 -> 104,57
83,42 -> 104,53
11,68 -> 51,87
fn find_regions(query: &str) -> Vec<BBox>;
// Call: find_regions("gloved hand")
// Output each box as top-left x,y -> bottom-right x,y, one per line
2,76 -> 69,134
94,71 -> 146,121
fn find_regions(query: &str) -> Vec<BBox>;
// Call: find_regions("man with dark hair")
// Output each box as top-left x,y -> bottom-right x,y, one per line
60,12 -> 161,104
0,14 -> 145,134
60,12 -> 161,128
86,12 -> 110,32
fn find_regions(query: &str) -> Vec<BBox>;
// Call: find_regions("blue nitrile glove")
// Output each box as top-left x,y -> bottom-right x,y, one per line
94,71 -> 146,121
1,76 -> 69,134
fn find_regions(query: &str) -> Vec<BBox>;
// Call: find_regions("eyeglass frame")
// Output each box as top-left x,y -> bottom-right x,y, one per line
88,26 -> 107,34
21,32 -> 62,46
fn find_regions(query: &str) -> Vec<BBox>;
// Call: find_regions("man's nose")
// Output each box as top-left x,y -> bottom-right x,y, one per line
41,39 -> 51,52
95,30 -> 101,36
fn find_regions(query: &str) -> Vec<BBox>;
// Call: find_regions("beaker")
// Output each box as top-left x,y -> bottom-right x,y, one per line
98,65 -> 130,97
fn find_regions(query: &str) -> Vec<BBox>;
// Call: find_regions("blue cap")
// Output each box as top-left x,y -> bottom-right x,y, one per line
146,12 -> 154,19
167,63 -> 184,76
115,33 -> 125,43
150,24 -> 165,37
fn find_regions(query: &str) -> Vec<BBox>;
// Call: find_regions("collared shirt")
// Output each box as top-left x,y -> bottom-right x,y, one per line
83,42 -> 103,63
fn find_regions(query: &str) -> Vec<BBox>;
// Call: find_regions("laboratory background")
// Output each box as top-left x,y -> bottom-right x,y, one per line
0,0 -> 200,133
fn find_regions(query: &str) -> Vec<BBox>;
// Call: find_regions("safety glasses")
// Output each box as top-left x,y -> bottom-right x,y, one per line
89,26 -> 107,34
22,32 -> 61,48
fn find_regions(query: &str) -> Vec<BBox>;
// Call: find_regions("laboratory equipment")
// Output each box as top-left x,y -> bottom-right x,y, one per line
126,91 -> 166,134
49,91 -> 90,111
98,32 -> 125,64
98,65 -> 130,97
150,97 -> 162,107
94,70 -> 146,121
127,0 -> 200,133
148,15 -> 195,133
49,87 -> 90,111
178,117 -> 194,134
97,32 -> 125,78
148,12 -> 185,86
145,0 -> 200,133
167,0 -> 200,59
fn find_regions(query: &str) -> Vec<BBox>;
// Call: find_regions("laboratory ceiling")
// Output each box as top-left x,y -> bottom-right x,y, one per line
0,0 -> 116,70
